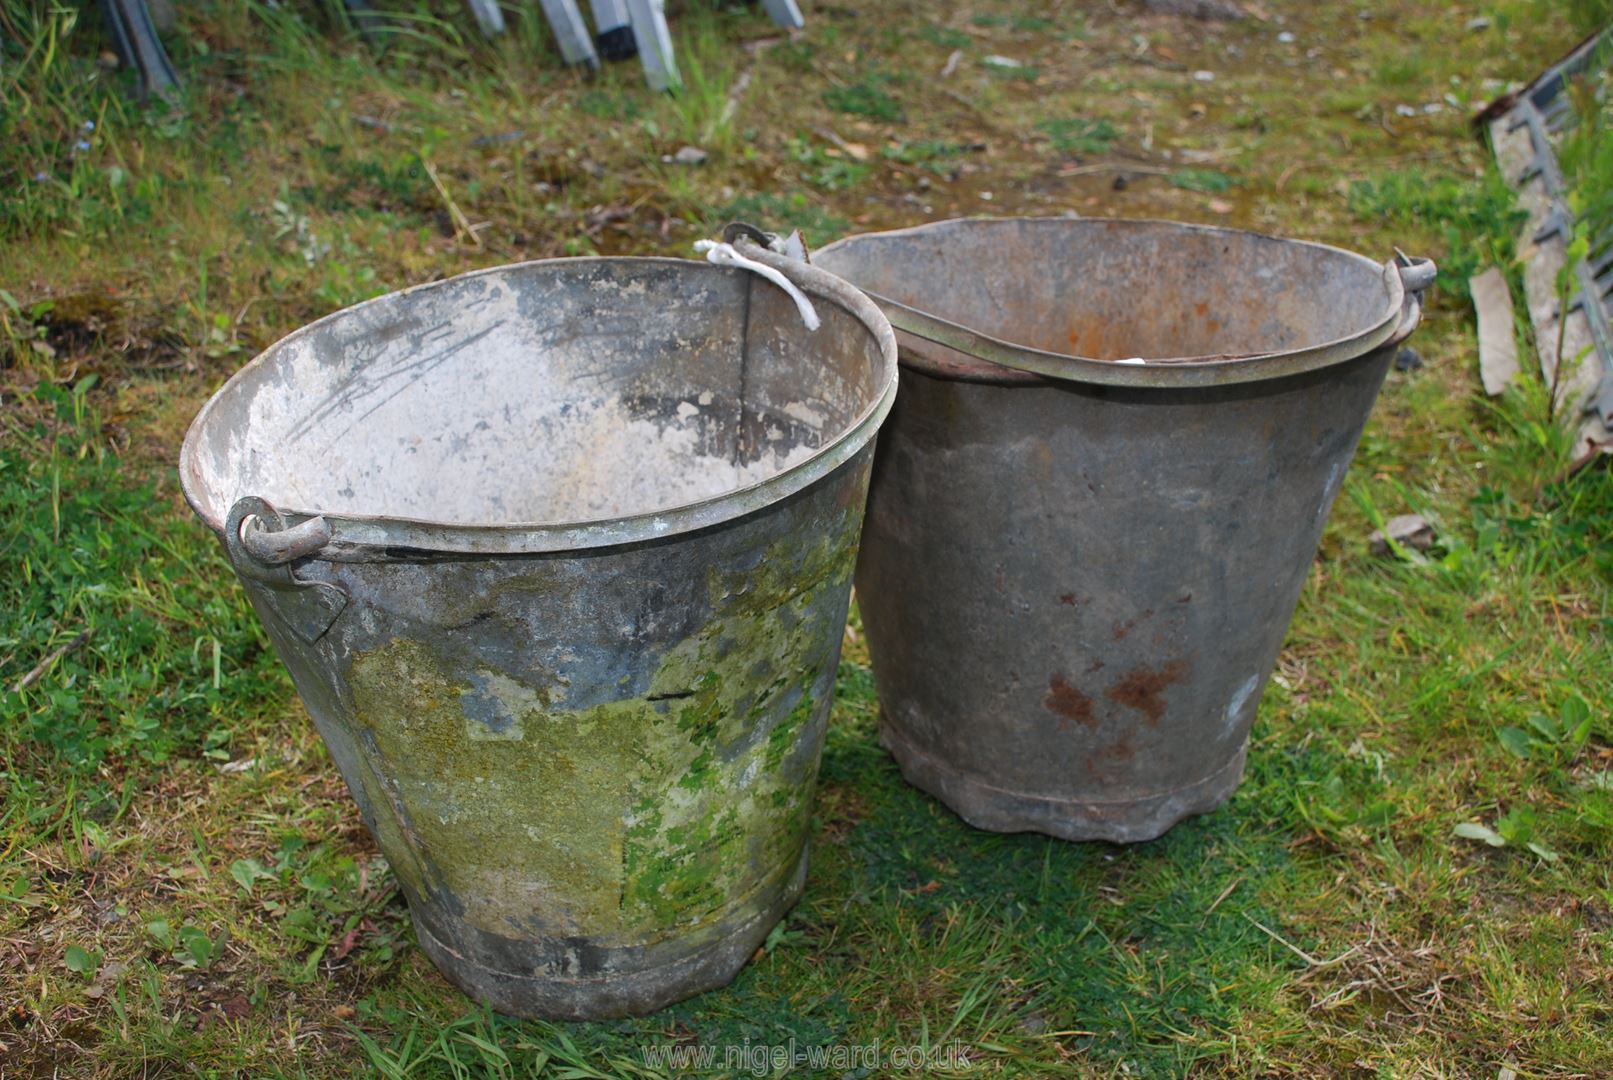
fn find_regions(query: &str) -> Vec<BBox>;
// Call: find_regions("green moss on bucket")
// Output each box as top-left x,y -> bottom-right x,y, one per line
338,511 -> 857,950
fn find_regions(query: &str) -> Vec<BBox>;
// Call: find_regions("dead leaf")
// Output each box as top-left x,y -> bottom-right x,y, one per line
331,918 -> 377,962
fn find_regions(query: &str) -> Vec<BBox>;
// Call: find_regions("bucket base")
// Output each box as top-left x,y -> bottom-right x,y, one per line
413,849 -> 809,1020
879,723 -> 1247,843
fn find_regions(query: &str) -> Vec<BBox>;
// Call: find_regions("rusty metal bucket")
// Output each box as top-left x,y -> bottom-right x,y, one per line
179,247 -> 896,1018
814,217 -> 1432,843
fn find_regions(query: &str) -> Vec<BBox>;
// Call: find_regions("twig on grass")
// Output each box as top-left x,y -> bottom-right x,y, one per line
1204,874 -> 1244,917
12,628 -> 91,694
422,158 -> 482,248
1245,914 -> 1363,970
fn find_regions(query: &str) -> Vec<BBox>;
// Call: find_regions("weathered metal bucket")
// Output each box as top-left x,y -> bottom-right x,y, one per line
814,218 -> 1433,843
179,246 -> 896,1017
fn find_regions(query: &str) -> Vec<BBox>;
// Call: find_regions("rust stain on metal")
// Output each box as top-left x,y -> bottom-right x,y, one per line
1044,674 -> 1097,730
1083,732 -> 1135,776
1104,660 -> 1186,725
1112,609 -> 1153,641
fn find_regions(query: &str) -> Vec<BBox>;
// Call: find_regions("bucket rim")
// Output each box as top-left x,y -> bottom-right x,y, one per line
813,216 -> 1415,388
179,253 -> 897,560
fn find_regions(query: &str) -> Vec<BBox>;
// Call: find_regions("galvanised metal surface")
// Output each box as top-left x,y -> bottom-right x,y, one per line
815,218 -> 1431,843
180,248 -> 897,1018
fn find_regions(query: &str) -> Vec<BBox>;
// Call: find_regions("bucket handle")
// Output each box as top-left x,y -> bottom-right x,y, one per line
225,496 -> 348,645
815,244 -> 1438,383
1387,251 -> 1436,348
712,224 -> 903,363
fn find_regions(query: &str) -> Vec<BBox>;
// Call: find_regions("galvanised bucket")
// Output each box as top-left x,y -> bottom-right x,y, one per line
180,246 -> 896,1018
814,218 -> 1432,843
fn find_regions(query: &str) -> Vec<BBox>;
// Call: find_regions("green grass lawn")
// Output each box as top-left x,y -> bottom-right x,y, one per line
2,1 -> 1610,1076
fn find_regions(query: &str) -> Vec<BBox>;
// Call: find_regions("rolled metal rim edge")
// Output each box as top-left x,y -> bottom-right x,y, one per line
813,216 -> 1407,389
179,255 -> 899,559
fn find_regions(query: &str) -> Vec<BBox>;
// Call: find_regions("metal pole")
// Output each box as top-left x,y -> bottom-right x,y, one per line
97,0 -> 179,98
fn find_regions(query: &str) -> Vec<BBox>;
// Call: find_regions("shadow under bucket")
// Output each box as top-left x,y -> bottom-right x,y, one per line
180,248 -> 896,1017
814,217 -> 1433,843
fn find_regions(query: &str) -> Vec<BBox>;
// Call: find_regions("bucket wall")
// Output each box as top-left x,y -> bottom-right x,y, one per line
853,356 -> 1390,842
243,454 -> 871,1017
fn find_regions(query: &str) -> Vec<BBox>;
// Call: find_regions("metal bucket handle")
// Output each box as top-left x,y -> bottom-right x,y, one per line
838,243 -> 1435,389
226,496 -> 349,644
1388,251 -> 1436,348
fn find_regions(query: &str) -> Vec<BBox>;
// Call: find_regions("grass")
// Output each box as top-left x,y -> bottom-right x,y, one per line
1,0 -> 1610,1076
1037,117 -> 1120,156
823,71 -> 904,123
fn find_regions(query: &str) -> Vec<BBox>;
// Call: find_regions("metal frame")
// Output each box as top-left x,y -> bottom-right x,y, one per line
1496,28 -> 1613,429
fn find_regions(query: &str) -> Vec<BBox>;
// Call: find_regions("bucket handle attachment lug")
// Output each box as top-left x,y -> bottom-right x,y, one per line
1387,251 -> 1437,348
723,220 -> 812,263
722,221 -> 778,249
225,496 -> 348,645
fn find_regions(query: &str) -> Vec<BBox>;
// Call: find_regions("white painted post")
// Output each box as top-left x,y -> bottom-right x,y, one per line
539,0 -> 600,67
589,0 -> 637,60
760,0 -> 804,30
465,0 -> 506,36
625,0 -> 679,91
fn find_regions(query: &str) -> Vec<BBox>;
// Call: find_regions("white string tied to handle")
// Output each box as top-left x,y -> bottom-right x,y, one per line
694,239 -> 820,332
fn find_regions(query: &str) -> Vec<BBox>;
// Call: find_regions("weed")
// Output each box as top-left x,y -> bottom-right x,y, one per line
771,36 -> 817,73
786,136 -> 870,191
578,88 -> 640,121
1037,116 -> 1119,155
1497,695 -> 1594,764
823,72 -> 903,122
883,139 -> 973,176
919,24 -> 971,49
64,943 -> 100,980
1549,0 -> 1613,33
1167,167 -> 1238,193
